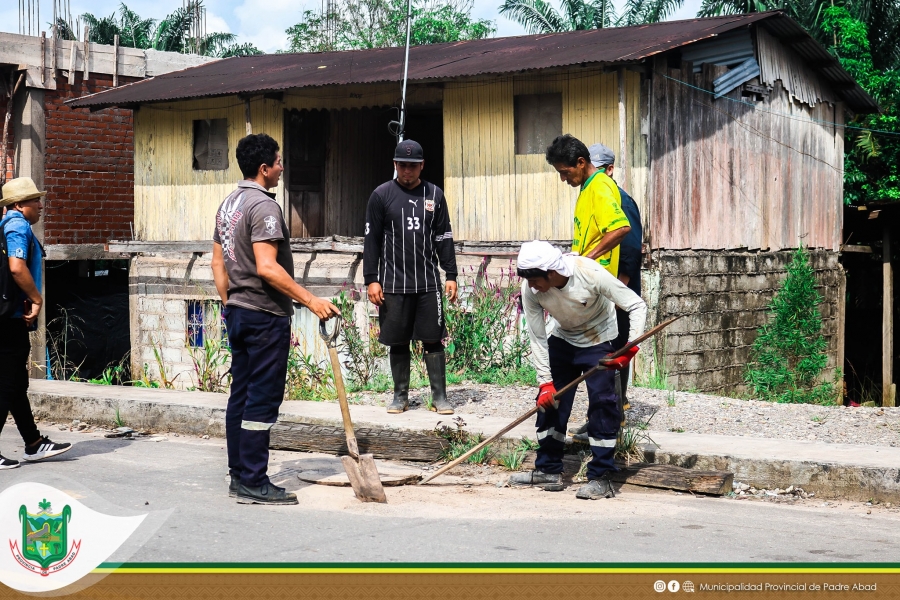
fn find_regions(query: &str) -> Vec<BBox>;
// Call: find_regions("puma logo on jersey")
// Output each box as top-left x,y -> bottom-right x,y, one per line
408,199 -> 419,207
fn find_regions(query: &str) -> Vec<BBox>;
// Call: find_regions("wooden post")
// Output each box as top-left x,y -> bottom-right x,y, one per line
82,26 -> 89,80
113,34 -> 119,87
617,67 -> 628,188
884,223 -> 896,407
244,98 -> 252,135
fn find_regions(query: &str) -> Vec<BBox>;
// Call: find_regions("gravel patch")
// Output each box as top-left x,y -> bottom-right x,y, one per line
349,383 -> 900,447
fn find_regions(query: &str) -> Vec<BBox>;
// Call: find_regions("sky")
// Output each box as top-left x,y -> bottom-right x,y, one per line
1,0 -> 705,53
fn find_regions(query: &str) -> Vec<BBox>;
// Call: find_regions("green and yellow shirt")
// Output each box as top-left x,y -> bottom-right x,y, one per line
572,171 -> 630,276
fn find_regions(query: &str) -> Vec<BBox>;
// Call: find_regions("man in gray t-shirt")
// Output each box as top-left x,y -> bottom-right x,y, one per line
211,133 -> 338,506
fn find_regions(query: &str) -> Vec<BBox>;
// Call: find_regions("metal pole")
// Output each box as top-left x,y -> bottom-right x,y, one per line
398,0 -> 412,144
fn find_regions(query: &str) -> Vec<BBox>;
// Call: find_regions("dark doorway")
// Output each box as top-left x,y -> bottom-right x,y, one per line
842,205 -> 899,406
285,109 -> 328,237
44,259 -> 130,381
404,105 -> 444,191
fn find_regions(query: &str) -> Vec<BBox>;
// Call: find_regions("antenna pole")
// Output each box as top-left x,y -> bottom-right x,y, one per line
398,0 -> 412,144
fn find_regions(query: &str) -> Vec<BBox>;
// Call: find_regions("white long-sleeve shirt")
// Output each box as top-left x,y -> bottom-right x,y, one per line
522,255 -> 647,384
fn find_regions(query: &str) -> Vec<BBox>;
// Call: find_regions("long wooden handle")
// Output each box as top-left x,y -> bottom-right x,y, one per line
418,315 -> 682,485
328,346 -> 359,459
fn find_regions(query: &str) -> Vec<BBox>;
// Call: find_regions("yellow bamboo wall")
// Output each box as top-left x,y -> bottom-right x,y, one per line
133,71 -> 644,242
443,68 -> 645,241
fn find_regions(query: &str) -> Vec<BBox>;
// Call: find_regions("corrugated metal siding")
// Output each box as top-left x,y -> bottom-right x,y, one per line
757,27 -> 835,108
443,68 -> 646,241
680,29 -> 755,72
648,56 -> 843,251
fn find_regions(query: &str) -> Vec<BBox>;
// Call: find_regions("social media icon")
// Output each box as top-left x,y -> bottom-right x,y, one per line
654,580 -> 666,592
683,581 -> 695,592
668,581 -> 681,592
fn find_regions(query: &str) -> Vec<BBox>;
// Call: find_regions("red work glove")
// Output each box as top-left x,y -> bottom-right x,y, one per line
601,345 -> 640,371
535,382 -> 558,413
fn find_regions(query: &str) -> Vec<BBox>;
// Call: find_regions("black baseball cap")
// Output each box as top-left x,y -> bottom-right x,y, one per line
394,139 -> 424,163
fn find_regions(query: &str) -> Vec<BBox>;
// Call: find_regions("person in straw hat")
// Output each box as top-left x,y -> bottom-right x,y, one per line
0,177 -> 72,468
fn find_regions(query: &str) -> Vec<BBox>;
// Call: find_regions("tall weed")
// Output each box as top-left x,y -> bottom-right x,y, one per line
333,288 -> 386,387
445,262 -> 532,383
285,335 -> 335,401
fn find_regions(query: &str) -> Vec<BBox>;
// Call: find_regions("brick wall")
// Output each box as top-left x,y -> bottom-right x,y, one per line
43,73 -> 138,244
648,249 -> 845,396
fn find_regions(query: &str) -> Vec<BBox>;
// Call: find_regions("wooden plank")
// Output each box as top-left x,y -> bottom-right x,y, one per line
522,454 -> 733,495
885,223 -> 895,407
609,462 -> 733,495
269,421 -> 449,462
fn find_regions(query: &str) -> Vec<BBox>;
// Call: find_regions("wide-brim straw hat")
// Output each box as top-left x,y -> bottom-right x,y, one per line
1,177 -> 46,208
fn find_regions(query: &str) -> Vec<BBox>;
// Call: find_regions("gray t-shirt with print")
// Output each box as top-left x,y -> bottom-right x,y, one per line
213,180 -> 294,317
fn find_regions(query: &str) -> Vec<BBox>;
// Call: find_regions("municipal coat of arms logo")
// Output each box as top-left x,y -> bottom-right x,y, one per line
10,499 -> 80,577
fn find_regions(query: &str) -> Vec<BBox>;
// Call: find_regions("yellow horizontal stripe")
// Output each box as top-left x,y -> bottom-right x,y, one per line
94,567 -> 900,575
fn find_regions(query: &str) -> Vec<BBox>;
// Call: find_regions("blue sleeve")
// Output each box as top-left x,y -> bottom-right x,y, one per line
3,219 -> 31,260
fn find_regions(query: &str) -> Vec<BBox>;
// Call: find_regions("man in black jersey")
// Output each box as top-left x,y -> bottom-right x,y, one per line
363,140 -> 458,415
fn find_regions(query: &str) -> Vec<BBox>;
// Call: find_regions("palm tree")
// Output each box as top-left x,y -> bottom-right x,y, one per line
498,0 -> 616,33
72,1 -> 262,57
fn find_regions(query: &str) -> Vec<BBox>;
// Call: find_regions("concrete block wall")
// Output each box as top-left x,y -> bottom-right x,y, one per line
646,249 -> 844,396
128,251 -> 508,390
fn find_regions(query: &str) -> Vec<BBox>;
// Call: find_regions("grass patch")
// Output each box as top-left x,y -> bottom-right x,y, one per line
434,417 -> 492,465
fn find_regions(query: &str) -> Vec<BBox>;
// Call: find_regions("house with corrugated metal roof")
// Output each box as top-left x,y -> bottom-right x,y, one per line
70,11 -> 875,395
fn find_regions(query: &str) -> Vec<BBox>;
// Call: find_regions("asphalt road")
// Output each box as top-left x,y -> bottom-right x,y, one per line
2,426 -> 898,564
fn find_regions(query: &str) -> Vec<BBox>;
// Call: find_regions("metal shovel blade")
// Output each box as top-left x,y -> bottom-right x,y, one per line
341,454 -> 388,503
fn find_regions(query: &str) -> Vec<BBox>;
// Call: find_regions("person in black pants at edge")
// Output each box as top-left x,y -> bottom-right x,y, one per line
0,177 -> 72,468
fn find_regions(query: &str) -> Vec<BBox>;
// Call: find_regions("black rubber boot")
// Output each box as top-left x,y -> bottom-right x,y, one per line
424,351 -> 453,415
228,472 -> 240,498
388,352 -> 411,414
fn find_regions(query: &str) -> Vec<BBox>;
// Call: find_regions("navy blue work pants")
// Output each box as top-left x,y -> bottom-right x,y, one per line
535,336 -> 620,481
224,306 -> 290,487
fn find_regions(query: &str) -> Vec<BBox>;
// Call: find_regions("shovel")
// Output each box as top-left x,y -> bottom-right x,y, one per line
319,316 -> 387,503
418,315 -> 682,485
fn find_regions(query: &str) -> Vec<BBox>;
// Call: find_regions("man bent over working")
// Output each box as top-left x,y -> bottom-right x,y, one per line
510,241 -> 646,499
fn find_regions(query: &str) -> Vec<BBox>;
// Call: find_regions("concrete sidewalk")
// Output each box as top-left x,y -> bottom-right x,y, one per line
27,380 -> 900,503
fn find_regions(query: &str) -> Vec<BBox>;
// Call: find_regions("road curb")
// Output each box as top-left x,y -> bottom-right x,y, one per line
27,380 -> 900,503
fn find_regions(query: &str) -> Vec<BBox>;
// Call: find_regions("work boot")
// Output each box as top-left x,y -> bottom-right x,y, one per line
236,482 -> 298,505
387,352 -> 411,414
424,351 -> 454,415
576,475 -> 616,500
228,472 -> 240,498
508,469 -> 563,490
570,421 -> 589,442
617,368 -> 631,411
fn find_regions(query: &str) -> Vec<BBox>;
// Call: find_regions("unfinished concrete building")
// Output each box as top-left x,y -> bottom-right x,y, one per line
1,31 -> 213,378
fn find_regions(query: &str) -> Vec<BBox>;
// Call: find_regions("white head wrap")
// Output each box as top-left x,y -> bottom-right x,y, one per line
517,241 -> 573,277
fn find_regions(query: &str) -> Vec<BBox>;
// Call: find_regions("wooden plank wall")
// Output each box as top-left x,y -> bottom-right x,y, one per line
443,68 -> 646,241
133,84 -> 440,241
648,56 -> 843,251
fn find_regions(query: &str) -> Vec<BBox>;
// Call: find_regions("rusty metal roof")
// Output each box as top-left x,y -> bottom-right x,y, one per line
69,11 -> 877,113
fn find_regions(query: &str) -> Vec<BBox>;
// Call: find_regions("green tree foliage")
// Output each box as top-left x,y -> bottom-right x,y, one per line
823,6 -> 900,204
498,0 -> 682,32
75,2 -> 262,57
286,0 -> 495,53
745,247 -> 839,404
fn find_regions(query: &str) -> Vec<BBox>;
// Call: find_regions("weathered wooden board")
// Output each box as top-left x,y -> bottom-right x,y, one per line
609,462 -> 733,496
269,421 -> 448,462
522,452 -> 732,495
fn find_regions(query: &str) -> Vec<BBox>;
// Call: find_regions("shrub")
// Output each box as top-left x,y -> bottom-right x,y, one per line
745,247 -> 839,404
285,335 -> 335,401
334,288 -> 386,387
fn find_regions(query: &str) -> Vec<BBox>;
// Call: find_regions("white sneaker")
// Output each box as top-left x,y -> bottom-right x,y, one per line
22,438 -> 72,462
0,455 -> 20,469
